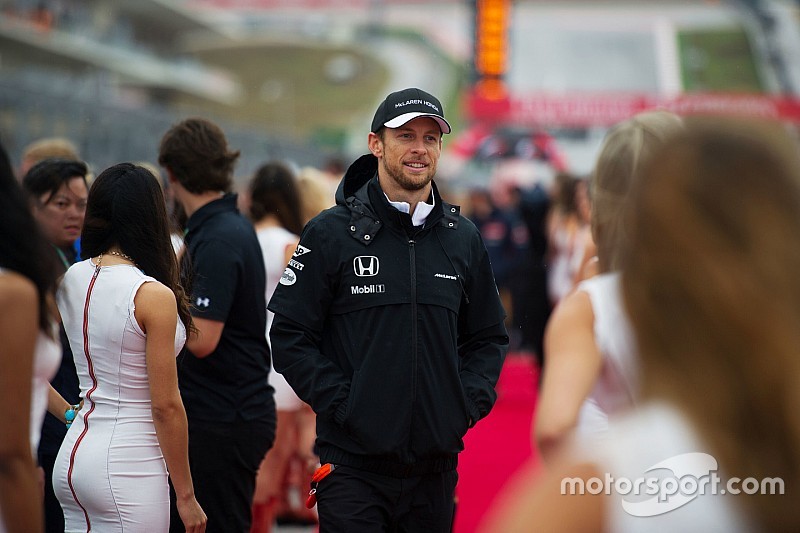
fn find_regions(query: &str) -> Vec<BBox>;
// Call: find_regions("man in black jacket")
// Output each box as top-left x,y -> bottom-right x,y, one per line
269,88 -> 509,532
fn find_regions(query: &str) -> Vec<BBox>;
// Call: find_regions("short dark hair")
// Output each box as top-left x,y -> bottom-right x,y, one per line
22,158 -> 88,203
158,118 -> 240,194
81,163 -> 193,331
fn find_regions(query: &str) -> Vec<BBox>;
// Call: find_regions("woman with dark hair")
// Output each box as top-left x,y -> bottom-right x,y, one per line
52,163 -> 206,532
22,155 -> 89,533
248,161 -> 317,532
0,140 -> 60,533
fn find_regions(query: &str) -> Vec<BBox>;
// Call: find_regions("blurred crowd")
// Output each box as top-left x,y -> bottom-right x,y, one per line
5,105 -> 800,533
456,167 -> 596,365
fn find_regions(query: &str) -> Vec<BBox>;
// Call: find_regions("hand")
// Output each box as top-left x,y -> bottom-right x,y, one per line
300,453 -> 320,476
177,495 -> 207,533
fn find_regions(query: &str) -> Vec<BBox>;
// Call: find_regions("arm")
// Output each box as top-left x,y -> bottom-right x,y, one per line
458,322 -> 509,427
135,282 -> 206,532
458,233 -> 510,426
479,459 -> 605,533
269,314 -> 351,423
0,273 -> 44,533
283,240 -> 299,267
47,384 -> 74,423
268,219 -> 351,423
184,317 -> 224,359
535,290 -> 602,464
182,238 -> 241,359
572,228 -> 598,286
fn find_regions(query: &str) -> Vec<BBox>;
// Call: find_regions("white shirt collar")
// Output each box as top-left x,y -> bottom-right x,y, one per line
385,192 -> 435,227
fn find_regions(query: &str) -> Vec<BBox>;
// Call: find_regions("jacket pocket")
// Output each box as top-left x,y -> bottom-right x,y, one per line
343,368 -> 410,455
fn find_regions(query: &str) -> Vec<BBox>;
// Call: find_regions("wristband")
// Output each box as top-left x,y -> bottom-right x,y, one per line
65,405 -> 78,428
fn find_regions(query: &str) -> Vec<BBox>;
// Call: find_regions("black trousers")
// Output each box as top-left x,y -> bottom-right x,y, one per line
316,465 -> 458,533
170,419 -> 274,533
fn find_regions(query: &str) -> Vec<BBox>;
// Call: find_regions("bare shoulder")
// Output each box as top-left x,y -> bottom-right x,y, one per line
134,281 -> 177,314
0,270 -> 37,307
549,289 -> 594,331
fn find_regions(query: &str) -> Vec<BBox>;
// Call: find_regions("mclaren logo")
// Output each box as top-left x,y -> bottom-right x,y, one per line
353,256 -> 379,277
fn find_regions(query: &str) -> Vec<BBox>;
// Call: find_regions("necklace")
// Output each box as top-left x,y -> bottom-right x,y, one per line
52,244 -> 72,272
107,250 -> 136,263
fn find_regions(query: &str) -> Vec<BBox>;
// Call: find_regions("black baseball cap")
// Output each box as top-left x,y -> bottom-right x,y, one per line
371,88 -> 451,134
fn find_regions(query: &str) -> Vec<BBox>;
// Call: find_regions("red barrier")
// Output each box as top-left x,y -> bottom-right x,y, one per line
466,91 -> 800,127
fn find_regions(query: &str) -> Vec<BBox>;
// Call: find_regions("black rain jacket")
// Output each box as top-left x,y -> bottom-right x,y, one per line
268,154 -> 509,477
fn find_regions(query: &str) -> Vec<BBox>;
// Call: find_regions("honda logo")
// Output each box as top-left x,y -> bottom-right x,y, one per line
353,256 -> 379,277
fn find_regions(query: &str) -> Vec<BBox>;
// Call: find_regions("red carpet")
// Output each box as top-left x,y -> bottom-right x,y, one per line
454,353 -> 541,533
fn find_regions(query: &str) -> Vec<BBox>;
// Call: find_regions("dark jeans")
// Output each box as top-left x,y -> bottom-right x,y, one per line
316,465 -> 458,533
170,419 -> 274,533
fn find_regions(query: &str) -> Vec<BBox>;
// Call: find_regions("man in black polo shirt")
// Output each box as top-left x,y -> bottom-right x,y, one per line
159,118 -> 276,533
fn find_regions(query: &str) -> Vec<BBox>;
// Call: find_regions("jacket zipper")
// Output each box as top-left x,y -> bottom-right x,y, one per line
409,238 -> 418,407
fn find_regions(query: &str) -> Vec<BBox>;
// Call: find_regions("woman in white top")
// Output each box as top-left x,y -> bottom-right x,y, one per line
485,118 -> 800,532
0,141 -> 60,533
535,111 -> 683,462
248,161 -> 318,532
53,163 -> 206,532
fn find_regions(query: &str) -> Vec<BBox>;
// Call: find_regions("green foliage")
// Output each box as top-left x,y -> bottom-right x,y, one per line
678,27 -> 764,93
175,43 -> 390,140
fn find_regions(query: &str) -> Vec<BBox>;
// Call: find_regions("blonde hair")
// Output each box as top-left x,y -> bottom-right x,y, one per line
296,166 -> 335,223
591,110 -> 683,272
21,137 -> 79,174
622,118 -> 800,530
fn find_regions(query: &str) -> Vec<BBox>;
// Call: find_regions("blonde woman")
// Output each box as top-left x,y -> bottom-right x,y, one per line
485,117 -> 800,532
535,111 -> 683,462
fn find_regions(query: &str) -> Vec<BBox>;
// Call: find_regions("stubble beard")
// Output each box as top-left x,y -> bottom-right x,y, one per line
381,158 -> 435,192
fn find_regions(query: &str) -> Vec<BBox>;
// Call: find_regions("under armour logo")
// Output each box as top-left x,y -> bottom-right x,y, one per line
354,256 -> 379,277
196,297 -> 210,307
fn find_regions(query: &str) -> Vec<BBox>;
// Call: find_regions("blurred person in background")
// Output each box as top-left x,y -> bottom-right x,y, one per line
296,166 -> 336,223
159,118 -> 275,533
513,181 -> 551,364
137,160 -> 186,255
545,171 -> 583,306
18,137 -> 80,179
268,87 -> 509,532
53,163 -> 206,532
571,177 -> 597,284
535,111 -> 682,464
22,158 -> 89,533
247,161 -> 317,533
484,117 -> 800,532
0,139 -> 59,533
466,187 -> 528,349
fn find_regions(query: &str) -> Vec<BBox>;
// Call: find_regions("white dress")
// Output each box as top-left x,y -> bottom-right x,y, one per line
587,402 -> 752,532
574,272 -> 638,440
53,259 -> 186,532
257,225 -> 304,410
0,268 -> 60,533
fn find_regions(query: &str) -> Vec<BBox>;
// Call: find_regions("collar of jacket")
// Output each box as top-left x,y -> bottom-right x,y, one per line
336,154 -> 460,246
